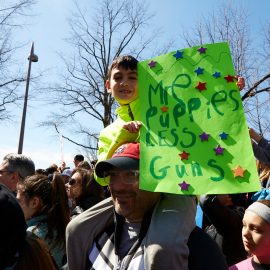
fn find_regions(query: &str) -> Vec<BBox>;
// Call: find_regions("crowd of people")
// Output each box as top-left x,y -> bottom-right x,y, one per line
1,55 -> 270,270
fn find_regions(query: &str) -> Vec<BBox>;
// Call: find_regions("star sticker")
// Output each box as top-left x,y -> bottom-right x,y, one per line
179,181 -> 190,191
214,145 -> 224,155
195,67 -> 204,75
198,47 -> 207,54
219,132 -> 228,140
148,60 -> 157,68
173,50 -> 184,60
161,106 -> 168,112
195,81 -> 207,92
224,75 -> 235,83
213,72 -> 221,78
179,151 -> 190,160
199,132 -> 209,141
233,165 -> 245,178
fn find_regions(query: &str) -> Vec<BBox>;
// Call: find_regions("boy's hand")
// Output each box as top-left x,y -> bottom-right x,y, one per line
123,121 -> 142,133
236,76 -> 245,90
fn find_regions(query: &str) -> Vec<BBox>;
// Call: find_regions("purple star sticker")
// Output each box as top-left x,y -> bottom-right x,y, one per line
195,67 -> 204,75
173,50 -> 184,60
214,145 -> 225,155
198,47 -> 207,54
148,60 -> 157,68
179,181 -> 190,191
199,132 -> 209,141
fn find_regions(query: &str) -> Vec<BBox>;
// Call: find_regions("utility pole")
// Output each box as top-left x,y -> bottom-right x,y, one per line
18,42 -> 38,154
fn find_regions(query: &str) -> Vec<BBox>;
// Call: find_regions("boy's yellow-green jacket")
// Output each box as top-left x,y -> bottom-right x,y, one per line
95,98 -> 140,186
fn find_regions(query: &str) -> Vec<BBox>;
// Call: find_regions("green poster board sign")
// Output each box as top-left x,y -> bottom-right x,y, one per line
138,42 -> 260,195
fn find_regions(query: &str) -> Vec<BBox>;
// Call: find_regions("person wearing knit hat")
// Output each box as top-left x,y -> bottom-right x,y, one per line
229,200 -> 270,270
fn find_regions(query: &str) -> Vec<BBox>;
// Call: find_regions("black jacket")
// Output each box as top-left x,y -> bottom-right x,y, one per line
200,195 -> 247,266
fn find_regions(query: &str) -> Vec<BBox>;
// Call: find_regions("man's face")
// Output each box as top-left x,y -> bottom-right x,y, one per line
106,67 -> 138,105
0,161 -> 17,192
108,169 -> 160,223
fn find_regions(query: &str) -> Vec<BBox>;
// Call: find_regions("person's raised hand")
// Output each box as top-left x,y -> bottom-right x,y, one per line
122,121 -> 142,133
236,76 -> 245,91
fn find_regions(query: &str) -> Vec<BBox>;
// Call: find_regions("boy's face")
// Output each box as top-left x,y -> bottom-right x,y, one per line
106,66 -> 138,105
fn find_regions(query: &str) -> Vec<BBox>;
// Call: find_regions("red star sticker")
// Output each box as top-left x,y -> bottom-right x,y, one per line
233,165 -> 245,178
161,106 -> 168,112
224,75 -> 235,83
195,81 -> 207,92
179,151 -> 190,160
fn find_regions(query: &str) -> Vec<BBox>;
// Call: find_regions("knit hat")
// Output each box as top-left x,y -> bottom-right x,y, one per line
0,184 -> 26,268
95,142 -> 140,178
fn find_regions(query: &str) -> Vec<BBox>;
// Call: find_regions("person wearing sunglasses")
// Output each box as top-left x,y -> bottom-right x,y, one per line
66,142 -> 228,270
67,168 -> 104,219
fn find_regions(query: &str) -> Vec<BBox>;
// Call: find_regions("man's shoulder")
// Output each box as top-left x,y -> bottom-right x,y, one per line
0,183 -> 15,197
188,226 -> 228,270
66,198 -> 115,270
66,198 -> 114,236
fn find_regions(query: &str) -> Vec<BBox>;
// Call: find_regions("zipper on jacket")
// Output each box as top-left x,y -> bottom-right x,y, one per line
127,104 -> 134,121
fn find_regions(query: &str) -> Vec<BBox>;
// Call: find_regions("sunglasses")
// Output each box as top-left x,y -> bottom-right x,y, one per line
68,178 -> 77,185
103,170 -> 139,185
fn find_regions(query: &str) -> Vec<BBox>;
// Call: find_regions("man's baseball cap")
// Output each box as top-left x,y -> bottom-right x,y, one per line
95,142 -> 140,178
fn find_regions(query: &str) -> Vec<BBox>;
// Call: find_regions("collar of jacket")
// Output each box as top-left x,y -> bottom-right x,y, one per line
26,214 -> 47,227
113,206 -> 153,258
116,98 -> 140,122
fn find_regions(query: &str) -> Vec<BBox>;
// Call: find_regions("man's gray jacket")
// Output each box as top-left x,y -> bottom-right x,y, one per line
66,195 -> 196,270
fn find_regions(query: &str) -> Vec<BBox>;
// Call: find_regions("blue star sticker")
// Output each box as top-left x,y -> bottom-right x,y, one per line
213,72 -> 221,78
173,50 -> 184,60
219,132 -> 228,140
195,67 -> 204,75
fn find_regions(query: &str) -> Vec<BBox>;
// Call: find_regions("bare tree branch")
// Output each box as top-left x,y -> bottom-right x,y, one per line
181,1 -> 270,136
45,0 -> 156,152
0,0 -> 36,120
52,123 -> 97,150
